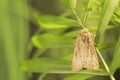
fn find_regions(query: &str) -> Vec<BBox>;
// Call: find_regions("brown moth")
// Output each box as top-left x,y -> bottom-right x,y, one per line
72,28 -> 99,71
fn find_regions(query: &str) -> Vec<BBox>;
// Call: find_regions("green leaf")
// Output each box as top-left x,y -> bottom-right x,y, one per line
20,58 -> 108,75
64,29 -> 80,38
64,26 -> 119,38
63,74 -> 94,80
111,4 -> 120,25
59,0 -> 77,9
97,42 -> 116,50
95,0 -> 119,43
74,0 -> 101,27
110,37 -> 120,74
32,34 -> 75,48
0,0 -> 29,80
38,73 -> 47,80
75,0 -> 89,21
36,15 -> 77,29
59,0 -> 71,8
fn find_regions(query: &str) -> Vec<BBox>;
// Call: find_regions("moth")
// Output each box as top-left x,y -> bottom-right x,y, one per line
72,28 -> 99,71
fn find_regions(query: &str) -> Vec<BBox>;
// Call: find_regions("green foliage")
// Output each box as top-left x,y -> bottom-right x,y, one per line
64,25 -> 119,38
0,0 -> 29,80
111,37 -> 120,74
59,0 -> 77,9
97,42 -> 116,50
63,74 -> 93,80
21,58 -> 108,76
36,15 -> 77,29
32,34 -> 74,48
95,0 -> 119,43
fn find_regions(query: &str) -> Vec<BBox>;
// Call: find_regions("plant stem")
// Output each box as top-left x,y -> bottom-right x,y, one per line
33,49 -> 45,58
96,48 -> 110,73
72,9 -> 86,29
110,74 -> 115,80
38,73 -> 47,80
96,48 -> 115,80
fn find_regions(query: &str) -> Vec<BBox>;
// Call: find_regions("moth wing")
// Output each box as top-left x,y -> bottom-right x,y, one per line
83,38 -> 99,70
72,37 -> 84,71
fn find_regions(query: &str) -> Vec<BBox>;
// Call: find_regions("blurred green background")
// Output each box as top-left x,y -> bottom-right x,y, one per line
0,0 -> 120,80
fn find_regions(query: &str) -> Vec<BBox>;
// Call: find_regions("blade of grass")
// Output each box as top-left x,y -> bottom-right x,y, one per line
95,0 -> 119,43
63,25 -> 119,38
83,0 -> 93,25
36,15 -> 77,29
63,74 -> 94,80
96,48 -> 115,80
110,37 -> 120,74
20,58 -> 108,76
0,0 -> 29,80
32,34 -> 75,48
0,1 -> 18,80
38,73 -> 47,80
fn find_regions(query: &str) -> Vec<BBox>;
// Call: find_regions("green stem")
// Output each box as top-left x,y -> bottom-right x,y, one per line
96,48 -> 110,73
38,73 -> 47,80
72,9 -> 86,29
83,0 -> 91,25
96,48 -> 115,80
33,49 -> 45,58
110,74 -> 115,80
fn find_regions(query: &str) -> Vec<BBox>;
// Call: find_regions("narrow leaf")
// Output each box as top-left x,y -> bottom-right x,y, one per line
36,15 -> 77,29
64,26 -> 119,38
110,37 -> 120,74
59,0 -> 77,9
32,34 -> 75,48
97,42 -> 116,50
59,0 -> 72,8
20,58 -> 108,76
95,0 -> 119,43
64,74 -> 94,80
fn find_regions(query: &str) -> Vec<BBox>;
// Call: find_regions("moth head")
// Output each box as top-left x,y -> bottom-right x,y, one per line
79,28 -> 89,36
